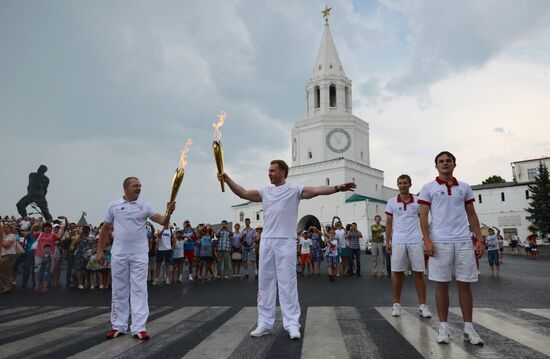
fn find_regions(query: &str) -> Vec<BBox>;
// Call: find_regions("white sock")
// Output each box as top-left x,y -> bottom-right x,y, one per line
439,322 -> 449,330
464,322 -> 474,330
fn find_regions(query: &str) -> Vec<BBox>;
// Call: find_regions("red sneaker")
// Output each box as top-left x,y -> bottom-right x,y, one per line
133,331 -> 150,340
106,329 -> 125,340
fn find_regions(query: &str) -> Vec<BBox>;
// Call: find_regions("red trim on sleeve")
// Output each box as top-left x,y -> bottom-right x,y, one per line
385,211 -> 393,216
465,198 -> 475,204
417,199 -> 431,206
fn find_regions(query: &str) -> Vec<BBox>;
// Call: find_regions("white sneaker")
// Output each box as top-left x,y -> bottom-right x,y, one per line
250,326 -> 271,338
417,304 -> 432,318
391,303 -> 402,317
152,280 -> 158,285
463,326 -> 484,345
289,327 -> 301,340
437,325 -> 451,344
188,274 -> 193,281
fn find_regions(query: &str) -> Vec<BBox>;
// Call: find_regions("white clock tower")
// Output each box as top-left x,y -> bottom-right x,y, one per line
291,16 -> 370,167
232,10 -> 397,238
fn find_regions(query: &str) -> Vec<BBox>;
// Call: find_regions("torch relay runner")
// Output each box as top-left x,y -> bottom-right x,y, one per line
218,159 -> 356,340
97,177 -> 175,341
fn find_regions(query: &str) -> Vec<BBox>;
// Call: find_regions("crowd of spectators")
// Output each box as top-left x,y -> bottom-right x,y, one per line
0,213 -> 374,293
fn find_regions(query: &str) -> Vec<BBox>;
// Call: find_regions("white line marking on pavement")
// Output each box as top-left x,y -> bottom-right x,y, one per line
182,307 -> 257,359
376,307 -> 476,359
520,309 -> 550,320
0,306 -> 36,317
450,308 -> 550,357
302,306 -> 349,359
70,306 -> 206,359
0,306 -> 89,329
0,310 -> 111,359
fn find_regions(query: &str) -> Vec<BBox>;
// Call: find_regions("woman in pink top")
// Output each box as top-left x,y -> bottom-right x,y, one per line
33,217 -> 67,292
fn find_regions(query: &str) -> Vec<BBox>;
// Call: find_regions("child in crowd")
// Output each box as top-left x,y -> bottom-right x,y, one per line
485,227 -> 500,278
326,229 -> 339,282
309,227 -> 324,275
198,226 -> 214,282
86,241 -> 105,289
38,244 -> 55,293
173,231 -> 185,283
299,231 -> 312,277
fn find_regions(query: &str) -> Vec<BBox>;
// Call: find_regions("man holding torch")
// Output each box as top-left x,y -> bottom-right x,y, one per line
218,160 -> 356,340
97,177 -> 176,341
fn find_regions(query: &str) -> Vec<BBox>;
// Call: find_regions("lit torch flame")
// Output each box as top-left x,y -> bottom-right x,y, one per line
178,138 -> 193,170
212,111 -> 226,141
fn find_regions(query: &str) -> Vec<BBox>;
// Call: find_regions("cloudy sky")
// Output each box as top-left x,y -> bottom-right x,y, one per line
1,0 -> 549,225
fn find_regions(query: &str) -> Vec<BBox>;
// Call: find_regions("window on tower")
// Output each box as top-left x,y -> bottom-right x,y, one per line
314,86 -> 320,109
345,86 -> 350,109
326,178 -> 330,185
308,151 -> 312,159
329,84 -> 337,108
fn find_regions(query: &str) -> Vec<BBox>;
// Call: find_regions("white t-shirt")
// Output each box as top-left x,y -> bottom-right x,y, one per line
486,234 -> 499,251
385,194 -> 422,244
158,229 -> 173,251
418,177 -> 475,243
104,198 -> 158,255
259,182 -> 304,238
335,228 -> 347,248
300,238 -> 311,254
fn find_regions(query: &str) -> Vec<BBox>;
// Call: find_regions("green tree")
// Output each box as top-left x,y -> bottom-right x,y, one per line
526,162 -> 550,234
482,175 -> 506,184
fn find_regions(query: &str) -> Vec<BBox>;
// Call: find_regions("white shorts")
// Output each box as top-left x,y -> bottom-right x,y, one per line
391,242 -> 425,273
428,241 -> 477,283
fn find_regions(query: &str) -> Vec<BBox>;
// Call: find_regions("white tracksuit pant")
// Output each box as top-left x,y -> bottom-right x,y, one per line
257,237 -> 300,331
111,252 -> 149,334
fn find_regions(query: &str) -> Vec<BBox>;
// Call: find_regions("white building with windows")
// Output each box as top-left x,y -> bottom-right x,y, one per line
472,157 -> 549,241
231,15 -> 397,245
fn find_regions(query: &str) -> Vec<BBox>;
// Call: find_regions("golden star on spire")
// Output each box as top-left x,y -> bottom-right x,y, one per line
322,5 -> 332,23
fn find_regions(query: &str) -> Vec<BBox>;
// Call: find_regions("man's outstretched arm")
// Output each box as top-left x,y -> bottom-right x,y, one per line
301,182 -> 356,200
218,172 -> 262,202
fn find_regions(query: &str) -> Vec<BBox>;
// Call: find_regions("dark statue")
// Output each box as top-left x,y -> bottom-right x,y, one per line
16,165 -> 53,221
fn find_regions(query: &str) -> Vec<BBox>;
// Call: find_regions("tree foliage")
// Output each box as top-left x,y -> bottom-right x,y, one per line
482,175 -> 506,184
526,162 -> 550,234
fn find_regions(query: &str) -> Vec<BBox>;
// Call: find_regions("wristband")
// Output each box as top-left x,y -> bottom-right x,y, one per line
334,185 -> 340,193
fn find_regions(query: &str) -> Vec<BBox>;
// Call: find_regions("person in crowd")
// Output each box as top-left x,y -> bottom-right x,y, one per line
347,222 -> 363,276
74,225 -> 94,289
172,230 -> 185,283
51,223 -> 64,288
241,218 -> 255,279
198,226 -> 215,282
33,218 -> 67,292
298,230 -> 312,277
216,220 -> 233,280
332,218 -> 347,276
154,226 -> 175,285
102,228 -> 113,289
485,227 -> 501,278
510,234 -> 519,255
38,243 -> 55,293
0,223 -> 18,293
181,220 -> 195,281
309,227 -> 324,275
87,241 -> 107,289
254,226 -> 262,279
21,228 -> 37,289
527,231 -> 539,260
371,215 -> 386,278
231,223 -> 243,278
146,222 -> 156,283
497,233 -> 504,263
326,228 -> 339,282
66,223 -> 81,288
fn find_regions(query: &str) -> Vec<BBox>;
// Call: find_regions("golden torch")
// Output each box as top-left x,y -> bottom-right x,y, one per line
166,138 -> 192,222
212,111 -> 226,192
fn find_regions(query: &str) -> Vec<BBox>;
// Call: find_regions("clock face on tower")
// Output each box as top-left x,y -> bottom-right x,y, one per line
292,138 -> 297,161
326,128 -> 351,153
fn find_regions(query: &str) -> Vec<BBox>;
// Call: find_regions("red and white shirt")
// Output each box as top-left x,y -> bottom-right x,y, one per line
385,194 -> 422,244
418,177 -> 475,242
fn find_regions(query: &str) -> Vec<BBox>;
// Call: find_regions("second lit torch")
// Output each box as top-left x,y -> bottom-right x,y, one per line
212,111 -> 227,192
165,138 -> 192,223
